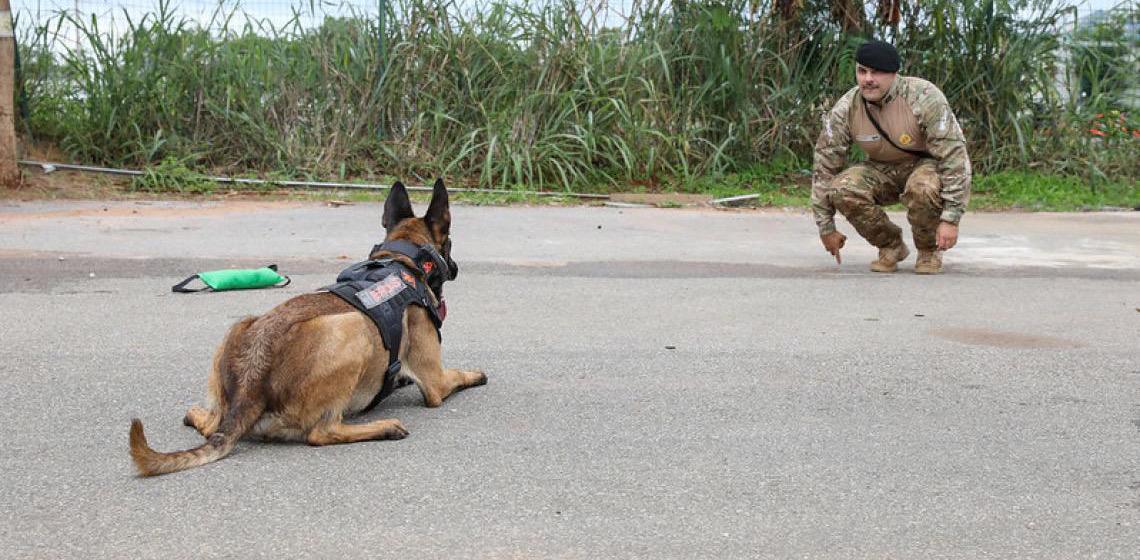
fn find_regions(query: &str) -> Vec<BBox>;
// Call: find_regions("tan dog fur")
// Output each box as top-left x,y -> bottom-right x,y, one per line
129,180 -> 486,476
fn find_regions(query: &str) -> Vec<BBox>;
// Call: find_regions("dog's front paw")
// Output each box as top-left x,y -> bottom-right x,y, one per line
469,369 -> 488,387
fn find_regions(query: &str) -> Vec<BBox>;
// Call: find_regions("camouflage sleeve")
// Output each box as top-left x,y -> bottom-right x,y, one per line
916,87 -> 972,224
811,89 -> 855,235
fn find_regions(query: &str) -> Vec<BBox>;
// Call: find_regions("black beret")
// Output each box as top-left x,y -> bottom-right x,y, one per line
855,40 -> 900,73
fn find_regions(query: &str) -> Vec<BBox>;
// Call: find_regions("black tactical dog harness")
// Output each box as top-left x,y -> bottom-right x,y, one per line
324,240 -> 452,412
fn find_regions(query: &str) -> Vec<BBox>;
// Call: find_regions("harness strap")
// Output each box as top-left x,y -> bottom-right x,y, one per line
326,280 -> 410,412
324,258 -> 444,414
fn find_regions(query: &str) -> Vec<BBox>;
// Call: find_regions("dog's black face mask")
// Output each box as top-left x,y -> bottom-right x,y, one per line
417,240 -> 454,323
420,238 -> 457,300
367,239 -> 455,297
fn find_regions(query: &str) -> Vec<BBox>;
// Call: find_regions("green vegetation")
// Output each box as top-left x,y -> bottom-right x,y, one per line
683,157 -> 813,206
971,170 -> 1138,210
12,0 -> 1140,209
130,157 -> 217,194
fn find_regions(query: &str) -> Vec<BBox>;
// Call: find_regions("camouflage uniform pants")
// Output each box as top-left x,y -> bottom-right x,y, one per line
827,158 -> 943,251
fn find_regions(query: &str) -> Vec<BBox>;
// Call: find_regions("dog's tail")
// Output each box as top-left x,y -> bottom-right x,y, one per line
129,398 -> 263,477
129,316 -> 272,477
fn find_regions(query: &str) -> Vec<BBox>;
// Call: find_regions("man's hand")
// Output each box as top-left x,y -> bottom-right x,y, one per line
820,231 -> 847,264
936,222 -> 959,251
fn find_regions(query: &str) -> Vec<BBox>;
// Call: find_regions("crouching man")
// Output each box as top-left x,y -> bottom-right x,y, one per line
812,39 -> 972,274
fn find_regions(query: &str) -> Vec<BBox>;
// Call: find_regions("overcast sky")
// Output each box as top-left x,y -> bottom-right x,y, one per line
1084,0 -> 1134,10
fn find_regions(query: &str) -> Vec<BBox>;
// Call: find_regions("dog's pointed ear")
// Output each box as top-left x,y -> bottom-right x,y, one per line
424,178 -> 450,236
382,181 -> 414,232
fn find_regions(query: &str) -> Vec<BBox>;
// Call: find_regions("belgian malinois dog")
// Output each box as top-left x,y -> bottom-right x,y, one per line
129,179 -> 487,476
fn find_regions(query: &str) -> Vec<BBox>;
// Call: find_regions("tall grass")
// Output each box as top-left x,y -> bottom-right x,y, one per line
14,0 -> 1140,190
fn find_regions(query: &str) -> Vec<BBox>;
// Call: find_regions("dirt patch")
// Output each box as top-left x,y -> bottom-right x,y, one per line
930,327 -> 1084,349
1,164 -> 317,221
2,160 -> 784,211
2,168 -> 130,200
2,161 -> 318,204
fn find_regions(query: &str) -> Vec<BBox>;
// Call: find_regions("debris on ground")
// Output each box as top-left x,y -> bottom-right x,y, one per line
710,193 -> 762,207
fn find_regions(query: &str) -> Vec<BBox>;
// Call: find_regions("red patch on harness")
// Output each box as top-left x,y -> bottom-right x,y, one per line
422,261 -> 435,274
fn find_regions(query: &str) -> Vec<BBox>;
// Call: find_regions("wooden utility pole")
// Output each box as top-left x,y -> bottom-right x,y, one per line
0,0 -> 20,187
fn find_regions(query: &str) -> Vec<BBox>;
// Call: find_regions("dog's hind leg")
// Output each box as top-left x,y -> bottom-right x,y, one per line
181,315 -> 257,438
182,405 -> 221,438
305,418 -> 409,445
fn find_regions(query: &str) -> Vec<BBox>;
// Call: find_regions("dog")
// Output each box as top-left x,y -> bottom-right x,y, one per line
129,179 -> 487,476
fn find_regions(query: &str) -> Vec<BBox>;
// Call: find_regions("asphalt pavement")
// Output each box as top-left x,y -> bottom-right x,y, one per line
1,199 -> 1138,559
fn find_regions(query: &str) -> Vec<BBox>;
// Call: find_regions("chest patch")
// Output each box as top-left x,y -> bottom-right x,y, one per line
355,273 -> 407,309
899,133 -> 913,146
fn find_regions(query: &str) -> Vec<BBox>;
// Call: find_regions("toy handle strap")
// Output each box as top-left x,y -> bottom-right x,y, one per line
171,273 -> 209,292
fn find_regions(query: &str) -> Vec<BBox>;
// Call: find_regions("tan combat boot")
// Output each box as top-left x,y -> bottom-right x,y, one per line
915,250 -> 943,274
870,242 -> 910,273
